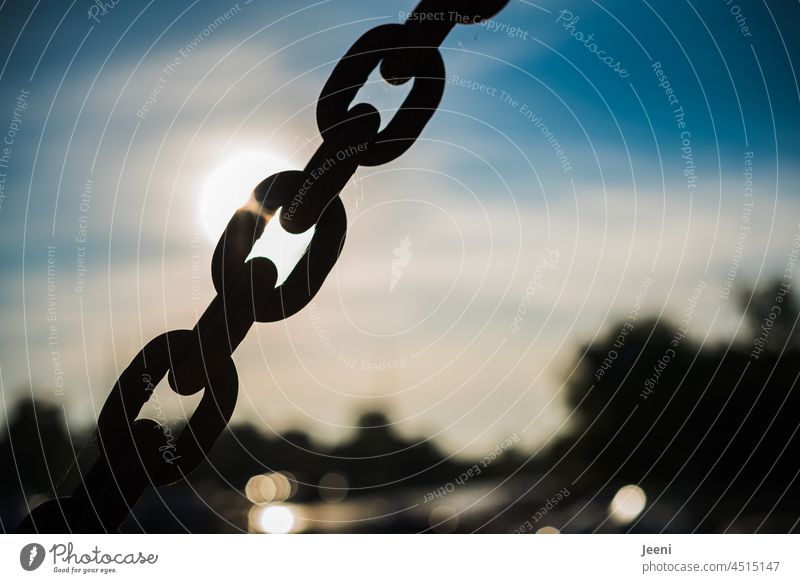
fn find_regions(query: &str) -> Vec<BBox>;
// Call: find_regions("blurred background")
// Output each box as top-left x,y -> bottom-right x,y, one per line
1,0 -> 798,532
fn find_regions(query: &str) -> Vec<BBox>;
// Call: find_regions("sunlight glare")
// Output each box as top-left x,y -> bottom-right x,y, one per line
257,504 -> 297,534
200,151 -> 314,285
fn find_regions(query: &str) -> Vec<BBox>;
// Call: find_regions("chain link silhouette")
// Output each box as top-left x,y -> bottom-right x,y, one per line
17,0 -> 510,533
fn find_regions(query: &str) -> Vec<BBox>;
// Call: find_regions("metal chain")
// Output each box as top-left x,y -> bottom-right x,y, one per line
16,0 -> 510,534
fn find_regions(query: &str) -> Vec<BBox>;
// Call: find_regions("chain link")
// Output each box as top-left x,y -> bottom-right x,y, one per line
16,0 -> 510,534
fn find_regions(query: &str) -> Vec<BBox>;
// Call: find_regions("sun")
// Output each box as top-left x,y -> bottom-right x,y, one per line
200,151 -> 315,285
199,150 -> 289,242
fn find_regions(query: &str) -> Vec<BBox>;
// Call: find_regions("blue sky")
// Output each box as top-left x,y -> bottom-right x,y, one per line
0,0 -> 798,458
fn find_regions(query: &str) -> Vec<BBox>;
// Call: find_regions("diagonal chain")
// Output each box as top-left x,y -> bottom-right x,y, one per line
16,0 -> 510,534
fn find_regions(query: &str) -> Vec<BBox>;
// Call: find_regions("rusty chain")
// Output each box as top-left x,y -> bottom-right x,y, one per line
16,0 -> 510,533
